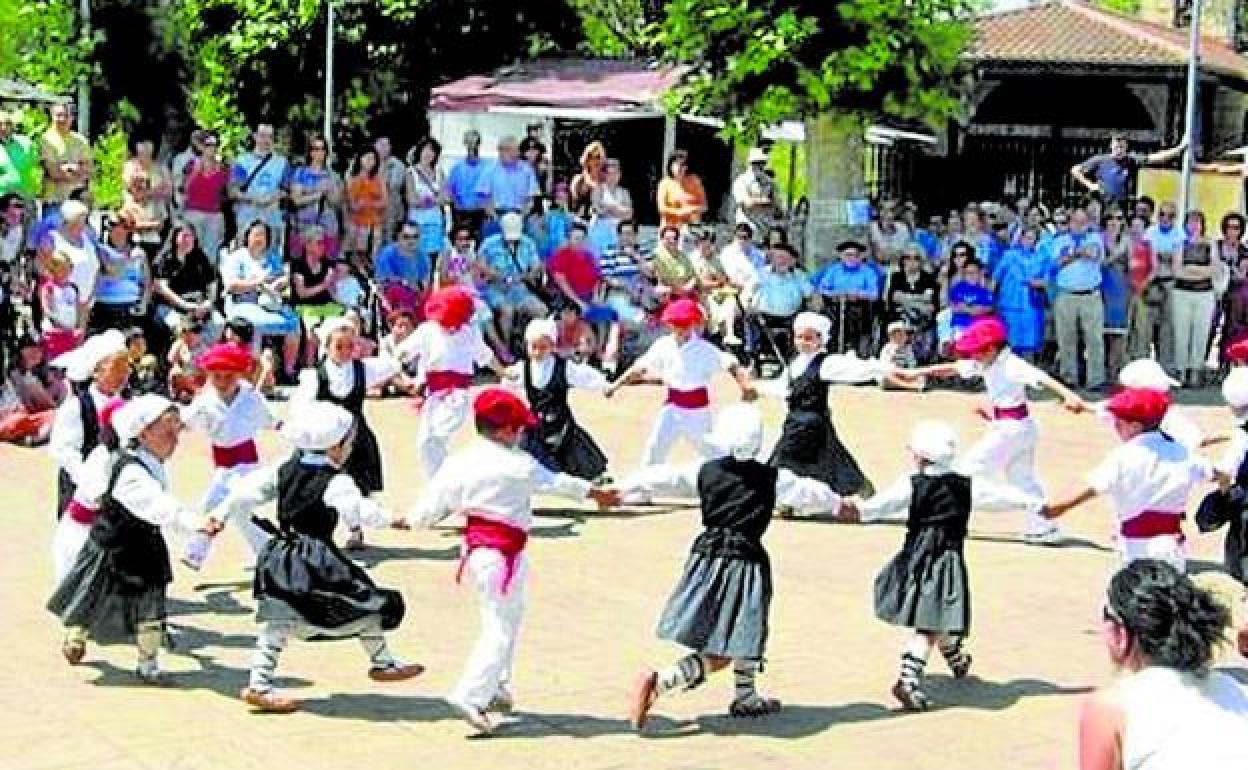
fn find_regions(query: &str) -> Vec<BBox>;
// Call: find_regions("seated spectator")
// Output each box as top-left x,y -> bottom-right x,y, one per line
378,309 -> 419,396
166,317 -> 209,402
747,242 -> 812,363
691,229 -> 742,345
89,215 -> 148,333
554,301 -> 597,362
720,222 -> 765,287
877,321 -> 924,391
376,222 -> 431,310
478,211 -> 547,353
544,183 -> 574,255
125,325 -> 161,394
813,239 -> 880,356
886,246 -> 940,363
436,224 -> 507,360
290,227 -> 347,343
152,220 -> 220,345
220,220 -> 301,381
948,257 -> 994,338
0,335 -> 64,445
599,219 -> 660,327
548,223 -> 620,372
651,224 -> 699,300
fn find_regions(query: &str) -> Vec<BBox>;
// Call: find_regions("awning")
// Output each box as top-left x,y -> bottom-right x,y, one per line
0,77 -> 68,105
430,59 -> 681,113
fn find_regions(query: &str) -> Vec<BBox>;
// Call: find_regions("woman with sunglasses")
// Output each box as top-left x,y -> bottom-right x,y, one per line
1102,209 -> 1131,381
1171,210 -> 1216,388
1215,213 -> 1248,372
1078,559 -> 1247,770
289,135 -> 342,259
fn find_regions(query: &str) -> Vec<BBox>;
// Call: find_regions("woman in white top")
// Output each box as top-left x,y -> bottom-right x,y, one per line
588,158 -> 633,257
1079,559 -> 1248,770
219,220 -> 301,380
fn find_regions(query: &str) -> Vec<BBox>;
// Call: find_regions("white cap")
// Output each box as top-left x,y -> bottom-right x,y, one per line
1223,367 -> 1248,408
1118,358 -> 1179,391
316,315 -> 355,346
793,311 -> 831,340
909,420 -> 958,467
747,147 -> 768,164
60,199 -> 88,223
500,212 -> 524,240
281,402 -> 355,451
707,403 -> 765,461
114,394 -> 175,444
51,329 -> 127,382
887,320 -> 911,334
524,318 -> 557,345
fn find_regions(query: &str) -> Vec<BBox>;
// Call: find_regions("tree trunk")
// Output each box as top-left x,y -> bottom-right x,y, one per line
804,111 -> 868,268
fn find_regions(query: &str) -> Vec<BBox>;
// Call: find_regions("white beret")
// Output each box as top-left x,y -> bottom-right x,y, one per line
1118,358 -> 1179,391
281,402 -> 355,451
909,420 -> 959,467
1223,367 -> 1248,408
707,403 -> 765,461
524,318 -> 557,344
114,394 -> 175,444
60,199 -> 89,223
793,311 -> 831,339
316,316 -> 356,346
51,329 -> 127,382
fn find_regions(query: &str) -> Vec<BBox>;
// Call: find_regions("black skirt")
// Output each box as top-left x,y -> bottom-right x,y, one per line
254,530 -> 404,635
768,410 -> 872,496
522,420 -> 608,481
872,528 -> 970,635
343,418 -> 383,494
656,550 -> 772,660
47,537 -> 167,636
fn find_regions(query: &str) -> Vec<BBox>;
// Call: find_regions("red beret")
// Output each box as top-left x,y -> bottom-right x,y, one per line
660,298 -> 704,328
1227,336 -> 1248,364
424,287 -> 475,330
1106,386 -> 1171,425
195,343 -> 254,374
953,317 -> 1008,358
473,386 -> 537,430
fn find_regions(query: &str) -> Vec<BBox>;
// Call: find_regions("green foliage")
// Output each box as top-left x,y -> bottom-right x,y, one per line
766,140 -> 806,209
568,0 -> 664,56
1093,0 -> 1141,13
91,122 -> 130,210
652,0 -> 977,141
0,0 -> 92,95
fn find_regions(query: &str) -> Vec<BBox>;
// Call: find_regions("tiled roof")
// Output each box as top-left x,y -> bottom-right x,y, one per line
970,0 -> 1248,79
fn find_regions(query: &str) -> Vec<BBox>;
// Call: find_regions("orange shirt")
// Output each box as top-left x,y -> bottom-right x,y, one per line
347,174 -> 386,227
656,174 -> 707,228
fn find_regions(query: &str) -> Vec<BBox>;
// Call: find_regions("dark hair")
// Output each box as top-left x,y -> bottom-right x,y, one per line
450,224 -> 473,241
1136,195 -> 1156,212
962,257 -> 984,271
0,192 -> 24,211
1221,212 -> 1246,235
355,148 -> 380,179
410,136 -> 442,165
659,224 -> 681,240
570,221 -> 589,235
226,317 -> 256,345
665,150 -> 689,177
1107,559 -> 1230,672
241,220 -> 272,249
771,242 -> 799,261
475,415 -> 506,439
616,219 -> 637,235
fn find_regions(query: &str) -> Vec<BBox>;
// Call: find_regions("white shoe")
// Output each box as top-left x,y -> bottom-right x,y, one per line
450,700 -> 495,734
181,533 -> 212,571
1021,526 -> 1063,546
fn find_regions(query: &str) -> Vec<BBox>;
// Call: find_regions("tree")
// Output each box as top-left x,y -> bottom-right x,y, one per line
650,0 -> 976,251
0,0 -> 89,95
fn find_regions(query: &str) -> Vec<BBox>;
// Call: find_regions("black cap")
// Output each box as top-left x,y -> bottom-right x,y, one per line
837,239 -> 866,253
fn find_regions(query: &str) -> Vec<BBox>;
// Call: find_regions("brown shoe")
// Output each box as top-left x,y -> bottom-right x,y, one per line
61,639 -> 85,666
629,670 -> 659,731
344,527 -> 365,550
368,662 -> 425,682
240,687 -> 301,713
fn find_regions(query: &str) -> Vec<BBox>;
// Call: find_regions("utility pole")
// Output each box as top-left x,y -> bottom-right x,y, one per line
1179,0 -> 1202,215
77,0 -> 90,135
323,0 -> 335,156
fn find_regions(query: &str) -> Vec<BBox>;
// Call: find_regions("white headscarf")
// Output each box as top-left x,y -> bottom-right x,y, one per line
524,318 -> 557,345
282,402 -> 355,451
60,199 -> 89,224
1118,358 -> 1179,391
501,212 -> 524,240
909,420 -> 958,467
114,394 -> 175,445
1223,367 -> 1248,409
51,329 -> 127,382
707,403 -> 765,461
793,312 -> 831,341
316,316 -> 356,347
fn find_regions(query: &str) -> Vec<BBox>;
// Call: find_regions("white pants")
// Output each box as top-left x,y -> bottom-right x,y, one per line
956,417 -> 1050,534
450,548 -> 527,710
249,615 -> 393,692
1169,288 -> 1216,373
1119,534 -> 1186,573
417,390 -> 471,478
199,462 -> 271,555
52,515 -> 92,585
640,405 -> 716,467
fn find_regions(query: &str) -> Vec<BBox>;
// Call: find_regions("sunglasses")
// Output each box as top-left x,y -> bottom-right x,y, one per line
399,233 -> 419,240
1160,212 -> 1175,218
1109,215 -> 1125,221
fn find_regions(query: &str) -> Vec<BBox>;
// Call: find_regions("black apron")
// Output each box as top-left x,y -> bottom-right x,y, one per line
520,357 -> 608,480
315,360 -> 383,494
56,387 -> 101,519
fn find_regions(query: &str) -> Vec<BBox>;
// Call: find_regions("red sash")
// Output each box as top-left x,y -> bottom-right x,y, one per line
456,515 -> 529,594
665,387 -> 710,409
211,439 -> 259,469
1120,510 -> 1185,539
65,500 -> 98,525
427,370 -> 473,394
993,404 -> 1030,420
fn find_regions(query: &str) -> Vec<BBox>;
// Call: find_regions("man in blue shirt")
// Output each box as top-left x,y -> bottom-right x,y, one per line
375,222 -> 431,315
1049,207 -> 1106,389
446,130 -> 489,238
814,240 -> 880,356
476,136 -> 539,230
1071,133 -> 1185,207
478,211 -> 547,347
1143,201 -> 1183,372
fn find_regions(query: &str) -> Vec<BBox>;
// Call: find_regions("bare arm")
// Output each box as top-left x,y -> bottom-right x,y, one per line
1044,485 -> 1098,520
1070,163 -> 1097,192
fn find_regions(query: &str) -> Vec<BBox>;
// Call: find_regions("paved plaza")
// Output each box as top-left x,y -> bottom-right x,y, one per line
2,380 -> 1245,770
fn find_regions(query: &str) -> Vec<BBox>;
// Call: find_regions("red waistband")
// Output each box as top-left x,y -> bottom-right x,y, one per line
993,404 -> 1030,420
65,500 -> 98,525
665,387 -> 710,409
427,370 -> 473,394
1120,510 -> 1185,539
211,439 -> 259,469
456,515 -> 530,594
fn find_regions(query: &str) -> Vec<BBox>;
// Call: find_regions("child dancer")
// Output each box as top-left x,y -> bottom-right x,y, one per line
912,316 -> 1086,544
51,396 -> 126,583
180,343 -> 278,570
840,420 -> 1045,711
47,394 -> 221,684
218,401 -> 422,713
765,311 -> 879,496
399,286 -> 508,477
512,318 -> 611,481
1196,368 -> 1248,583
409,387 -> 617,734
1086,358 -> 1213,451
606,298 -> 757,466
620,404 -> 843,730
1044,387 -> 1213,572
293,316 -> 398,549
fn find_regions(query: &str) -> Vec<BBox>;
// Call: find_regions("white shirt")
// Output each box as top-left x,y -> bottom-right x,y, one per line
760,351 -> 883,399
957,350 -> 1047,409
510,356 -> 609,391
220,453 -> 390,528
111,448 -> 203,534
397,320 -> 493,386
1216,425 -> 1248,478
219,247 -> 275,306
1086,431 -> 1211,525
182,380 -> 276,448
1120,667 -> 1248,770
292,356 -> 398,407
1095,402 -> 1206,452
619,460 -> 841,515
635,335 -> 737,391
717,241 -> 762,289
859,464 -> 1044,522
52,231 -> 99,301
410,438 -> 592,531
49,384 -> 112,484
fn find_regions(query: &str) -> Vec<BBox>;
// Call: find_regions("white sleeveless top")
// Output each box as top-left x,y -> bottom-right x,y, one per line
1121,666 -> 1248,770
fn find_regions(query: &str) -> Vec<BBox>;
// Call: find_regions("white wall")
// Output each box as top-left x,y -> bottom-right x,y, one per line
428,111 -> 535,166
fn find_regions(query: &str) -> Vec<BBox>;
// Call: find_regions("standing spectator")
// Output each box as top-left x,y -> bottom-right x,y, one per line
404,137 -> 448,270
813,240 -> 880,356
51,200 -> 98,323
1071,133 -> 1186,207
519,123 -> 550,192
374,136 -> 407,246
344,147 -> 388,264
152,221 -> 220,344
947,257 -> 994,338
38,103 -> 92,212
122,136 -> 173,214
886,246 -> 940,362
1052,207 -> 1107,390
588,158 -> 633,257
180,131 -> 228,264
732,147 -> 777,240
939,211 -> 966,264
90,216 -> 148,333
1125,213 -> 1158,359
477,135 -> 539,229
445,129 -> 487,237
170,128 -> 206,209
1101,209 -> 1131,381
656,149 -> 707,229
1,193 -> 25,274
651,224 -> 699,299
1076,560 -> 1248,770
374,221 -> 431,315
1217,213 -> 1248,363
478,211 -> 546,350
289,134 -> 342,258
230,123 -> 289,254
993,227 -> 1047,360
1171,210 -> 1217,387
868,201 -> 914,272
569,141 -> 606,220
914,214 -> 945,265
219,221 -> 300,380
0,110 -> 39,201
119,170 -> 169,260
1146,201 -> 1184,372
38,252 -> 80,359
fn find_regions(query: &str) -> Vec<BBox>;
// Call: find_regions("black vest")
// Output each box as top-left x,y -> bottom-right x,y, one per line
276,454 -> 340,542
90,452 -> 173,589
315,360 -> 366,417
692,457 -> 778,561
787,352 -> 830,416
524,357 -> 572,441
907,472 -> 973,541
76,386 -> 101,458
